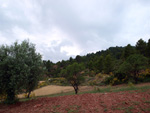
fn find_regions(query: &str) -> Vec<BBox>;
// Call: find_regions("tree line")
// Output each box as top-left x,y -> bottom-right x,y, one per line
44,38 -> 150,88
0,38 -> 150,104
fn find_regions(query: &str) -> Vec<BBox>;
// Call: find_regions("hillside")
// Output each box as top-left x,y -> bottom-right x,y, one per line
43,38 -> 150,87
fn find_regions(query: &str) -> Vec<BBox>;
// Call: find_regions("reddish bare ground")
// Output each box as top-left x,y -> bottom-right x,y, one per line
1,89 -> 150,113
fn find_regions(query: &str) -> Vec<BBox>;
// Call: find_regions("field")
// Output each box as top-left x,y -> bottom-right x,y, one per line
1,83 -> 150,113
18,85 -> 93,98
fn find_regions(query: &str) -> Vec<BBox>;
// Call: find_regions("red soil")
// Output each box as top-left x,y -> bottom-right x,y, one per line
1,89 -> 150,113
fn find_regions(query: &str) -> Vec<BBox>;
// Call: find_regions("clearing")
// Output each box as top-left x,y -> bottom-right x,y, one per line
18,85 -> 93,98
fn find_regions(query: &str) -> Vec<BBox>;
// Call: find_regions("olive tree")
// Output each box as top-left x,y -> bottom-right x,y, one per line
0,40 -> 43,103
21,41 -> 43,98
60,62 -> 85,94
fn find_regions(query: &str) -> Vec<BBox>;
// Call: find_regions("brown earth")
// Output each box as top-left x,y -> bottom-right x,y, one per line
1,88 -> 150,113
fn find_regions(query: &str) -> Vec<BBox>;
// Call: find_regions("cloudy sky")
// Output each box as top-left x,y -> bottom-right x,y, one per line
0,0 -> 150,62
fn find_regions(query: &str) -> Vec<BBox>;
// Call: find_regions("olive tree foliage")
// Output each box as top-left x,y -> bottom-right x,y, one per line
0,40 -> 43,103
22,41 -> 43,98
60,62 -> 85,94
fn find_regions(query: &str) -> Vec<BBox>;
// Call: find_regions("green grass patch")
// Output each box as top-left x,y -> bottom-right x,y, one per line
19,90 -> 75,102
65,105 -> 81,113
104,108 -> 108,112
112,106 -> 134,113
132,101 -> 140,105
52,105 -> 61,113
141,107 -> 150,112
85,85 -> 150,94
113,107 -> 126,110
144,101 -> 150,103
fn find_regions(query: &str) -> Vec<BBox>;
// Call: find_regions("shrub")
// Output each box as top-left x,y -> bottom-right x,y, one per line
24,92 -> 35,98
128,82 -> 134,87
104,75 -> 114,85
37,81 -> 48,88
88,80 -> 97,86
48,77 -> 68,86
96,73 -> 103,78
0,93 -> 7,102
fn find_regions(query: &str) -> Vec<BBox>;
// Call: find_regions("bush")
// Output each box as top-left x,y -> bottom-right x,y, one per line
128,82 -> 134,87
0,93 -> 7,102
104,75 -> 114,85
88,80 -> 97,86
37,81 -> 48,88
48,77 -> 69,86
24,92 -> 35,98
94,86 -> 101,92
95,73 -> 103,78
138,69 -> 150,83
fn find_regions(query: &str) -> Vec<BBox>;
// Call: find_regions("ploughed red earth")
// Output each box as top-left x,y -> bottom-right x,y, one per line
0,89 -> 150,113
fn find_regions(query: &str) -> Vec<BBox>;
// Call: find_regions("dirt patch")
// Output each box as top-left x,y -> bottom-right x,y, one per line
18,85 -> 93,98
1,89 -> 150,113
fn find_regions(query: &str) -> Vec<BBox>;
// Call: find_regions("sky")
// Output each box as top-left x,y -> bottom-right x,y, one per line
0,0 -> 150,63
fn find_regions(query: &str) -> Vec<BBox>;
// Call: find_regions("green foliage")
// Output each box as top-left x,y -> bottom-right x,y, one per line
37,81 -> 48,88
128,82 -> 134,87
75,55 -> 82,63
60,62 -> 85,94
0,92 -> 7,102
21,40 -> 43,98
24,92 -> 35,98
104,54 -> 113,74
138,68 -> 150,82
95,56 -> 104,73
43,38 -> 150,86
0,40 -> 43,103
146,39 -> 150,63
122,44 -> 135,60
48,77 -> 69,86
117,54 -> 148,84
87,73 -> 107,86
43,60 -> 53,76
88,80 -> 97,86
104,75 -> 114,85
136,39 -> 147,56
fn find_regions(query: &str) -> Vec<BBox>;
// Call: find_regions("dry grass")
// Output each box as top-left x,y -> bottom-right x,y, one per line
18,85 -> 93,98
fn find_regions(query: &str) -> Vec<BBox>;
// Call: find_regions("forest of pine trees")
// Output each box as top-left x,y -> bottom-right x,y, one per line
43,38 -> 150,85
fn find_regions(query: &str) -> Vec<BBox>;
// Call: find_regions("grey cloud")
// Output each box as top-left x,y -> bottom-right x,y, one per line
0,0 -> 150,62
37,40 -> 75,62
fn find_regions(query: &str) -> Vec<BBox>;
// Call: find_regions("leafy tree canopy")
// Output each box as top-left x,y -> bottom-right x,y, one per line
0,40 -> 43,103
60,62 -> 85,94
117,54 -> 148,83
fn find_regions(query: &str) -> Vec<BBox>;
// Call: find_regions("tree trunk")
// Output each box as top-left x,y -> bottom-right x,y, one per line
73,85 -> 78,94
134,71 -> 138,84
135,76 -> 138,84
27,91 -> 31,98
6,88 -> 16,104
